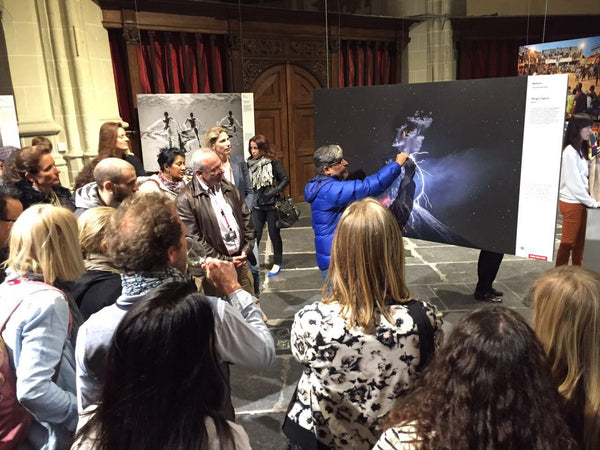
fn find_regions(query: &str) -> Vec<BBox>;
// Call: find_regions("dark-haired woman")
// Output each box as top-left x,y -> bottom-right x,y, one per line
556,113 -> 598,266
74,123 -> 144,190
374,307 -> 576,450
73,281 -> 251,449
247,135 -> 289,276
138,147 -> 187,199
13,145 -> 75,211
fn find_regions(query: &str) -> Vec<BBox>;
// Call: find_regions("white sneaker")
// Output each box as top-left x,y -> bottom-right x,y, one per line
268,264 -> 281,276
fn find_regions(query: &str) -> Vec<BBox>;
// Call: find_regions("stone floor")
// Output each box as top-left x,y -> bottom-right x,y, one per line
230,202 -> 559,449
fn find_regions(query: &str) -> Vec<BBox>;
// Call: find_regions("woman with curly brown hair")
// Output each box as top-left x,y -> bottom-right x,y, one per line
374,306 -> 576,450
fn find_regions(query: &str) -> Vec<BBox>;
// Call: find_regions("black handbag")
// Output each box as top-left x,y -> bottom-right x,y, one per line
276,196 -> 301,229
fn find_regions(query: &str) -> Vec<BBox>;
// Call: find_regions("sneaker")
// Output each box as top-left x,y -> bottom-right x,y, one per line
268,264 -> 281,277
490,288 -> 504,297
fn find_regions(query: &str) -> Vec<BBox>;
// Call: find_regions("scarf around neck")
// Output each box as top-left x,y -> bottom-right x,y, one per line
247,157 -> 274,190
158,170 -> 186,195
121,266 -> 187,296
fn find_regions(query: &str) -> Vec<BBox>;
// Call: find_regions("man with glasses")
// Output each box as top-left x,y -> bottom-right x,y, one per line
305,145 -> 409,280
0,184 -> 23,282
177,148 -> 255,296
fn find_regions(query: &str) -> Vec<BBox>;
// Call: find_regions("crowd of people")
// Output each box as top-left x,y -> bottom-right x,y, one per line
0,114 -> 598,450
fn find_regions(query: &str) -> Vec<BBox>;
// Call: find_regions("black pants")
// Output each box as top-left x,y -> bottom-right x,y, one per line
475,250 -> 504,294
252,208 -> 283,265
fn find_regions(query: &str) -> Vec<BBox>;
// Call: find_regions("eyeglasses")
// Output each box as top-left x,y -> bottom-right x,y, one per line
206,165 -> 223,174
0,218 -> 16,223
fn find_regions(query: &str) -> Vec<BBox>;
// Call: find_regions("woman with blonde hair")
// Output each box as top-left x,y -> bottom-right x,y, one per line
283,198 -> 443,450
63,207 -> 121,320
531,265 -> 600,450
0,204 -> 85,449
205,126 -> 253,205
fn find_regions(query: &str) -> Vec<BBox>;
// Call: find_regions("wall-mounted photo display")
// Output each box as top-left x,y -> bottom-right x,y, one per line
0,96 -> 19,148
137,93 -> 255,172
519,36 -> 600,119
314,74 -> 568,261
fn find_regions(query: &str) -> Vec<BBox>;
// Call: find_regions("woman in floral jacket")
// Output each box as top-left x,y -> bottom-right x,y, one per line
283,198 -> 443,450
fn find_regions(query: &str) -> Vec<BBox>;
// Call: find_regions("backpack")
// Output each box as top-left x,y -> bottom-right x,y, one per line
0,298 -> 33,448
0,280 -> 69,448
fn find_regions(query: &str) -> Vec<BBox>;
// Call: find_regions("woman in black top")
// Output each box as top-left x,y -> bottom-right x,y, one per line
247,135 -> 289,276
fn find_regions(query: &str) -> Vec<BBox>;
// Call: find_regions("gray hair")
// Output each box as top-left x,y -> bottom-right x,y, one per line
191,148 -> 218,172
314,145 -> 343,175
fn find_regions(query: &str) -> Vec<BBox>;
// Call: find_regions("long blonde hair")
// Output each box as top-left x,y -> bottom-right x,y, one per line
7,204 -> 85,284
324,197 -> 411,329
531,265 -> 600,449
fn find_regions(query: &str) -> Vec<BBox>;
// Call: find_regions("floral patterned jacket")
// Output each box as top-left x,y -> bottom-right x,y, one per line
286,300 -> 443,450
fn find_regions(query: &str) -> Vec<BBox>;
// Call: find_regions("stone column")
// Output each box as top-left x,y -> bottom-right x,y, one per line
2,0 -> 122,186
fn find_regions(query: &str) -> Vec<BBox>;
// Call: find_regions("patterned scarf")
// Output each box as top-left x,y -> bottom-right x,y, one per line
121,266 -> 187,296
158,170 -> 186,195
247,157 -> 274,190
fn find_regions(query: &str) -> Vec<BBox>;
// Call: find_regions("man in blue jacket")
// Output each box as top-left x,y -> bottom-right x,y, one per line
305,144 -> 409,279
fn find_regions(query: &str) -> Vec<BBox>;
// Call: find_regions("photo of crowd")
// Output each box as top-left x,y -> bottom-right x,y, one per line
519,36 -> 600,120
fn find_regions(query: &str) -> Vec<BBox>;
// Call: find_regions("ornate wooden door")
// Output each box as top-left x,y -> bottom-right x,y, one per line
251,64 -> 321,201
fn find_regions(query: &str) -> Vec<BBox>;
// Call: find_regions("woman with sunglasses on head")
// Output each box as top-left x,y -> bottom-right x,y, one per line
247,135 -> 289,277
13,145 -> 75,211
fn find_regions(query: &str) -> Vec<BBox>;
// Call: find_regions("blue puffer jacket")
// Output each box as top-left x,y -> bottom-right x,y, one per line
304,161 -> 403,270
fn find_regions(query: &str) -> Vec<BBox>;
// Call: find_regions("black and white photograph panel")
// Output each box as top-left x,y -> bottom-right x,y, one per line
137,93 -> 246,172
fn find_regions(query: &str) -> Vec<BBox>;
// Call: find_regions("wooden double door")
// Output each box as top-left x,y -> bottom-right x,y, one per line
251,64 -> 321,201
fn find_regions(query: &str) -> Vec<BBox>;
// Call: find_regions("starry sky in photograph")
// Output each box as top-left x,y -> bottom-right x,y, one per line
314,77 -> 529,253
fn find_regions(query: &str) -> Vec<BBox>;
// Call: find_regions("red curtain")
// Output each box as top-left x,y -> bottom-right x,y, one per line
339,40 -> 393,87
108,29 -> 131,124
136,30 -> 226,94
108,29 -> 228,127
457,39 -> 521,80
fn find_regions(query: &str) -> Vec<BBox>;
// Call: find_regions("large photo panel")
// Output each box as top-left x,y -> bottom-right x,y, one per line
314,75 -> 567,259
137,93 -> 254,172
